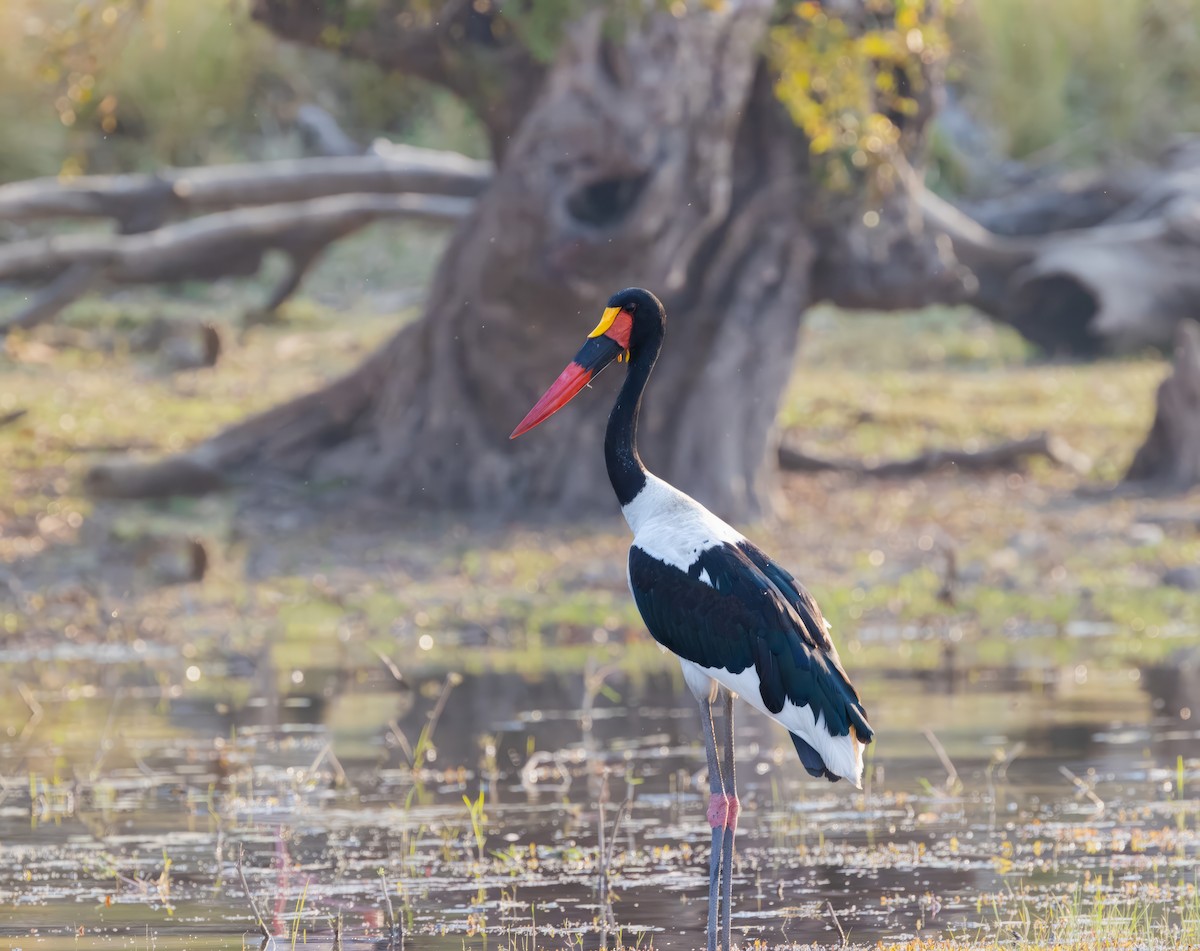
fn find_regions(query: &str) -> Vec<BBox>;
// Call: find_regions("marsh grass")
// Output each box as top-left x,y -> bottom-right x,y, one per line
0,258 -> 1195,949
0,0 -> 485,181
1,268 -> 1196,705
0,314 -> 1193,948
5,0 -> 1200,182
951,0 -> 1200,164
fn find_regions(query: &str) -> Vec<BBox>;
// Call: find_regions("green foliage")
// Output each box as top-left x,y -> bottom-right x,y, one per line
0,0 -> 485,180
502,0 -> 587,62
0,2 -> 74,178
952,0 -> 1200,163
770,0 -> 949,190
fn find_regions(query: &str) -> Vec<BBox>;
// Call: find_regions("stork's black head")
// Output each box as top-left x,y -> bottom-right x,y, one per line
604,286 -> 666,359
510,286 -> 666,438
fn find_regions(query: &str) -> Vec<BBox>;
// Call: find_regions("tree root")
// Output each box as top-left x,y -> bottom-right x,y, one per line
84,453 -> 226,499
1125,319 -> 1200,489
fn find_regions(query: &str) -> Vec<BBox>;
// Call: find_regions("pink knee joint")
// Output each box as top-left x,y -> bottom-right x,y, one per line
707,793 -> 740,830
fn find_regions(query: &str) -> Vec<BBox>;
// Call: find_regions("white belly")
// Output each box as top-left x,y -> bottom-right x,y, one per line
679,658 -> 864,787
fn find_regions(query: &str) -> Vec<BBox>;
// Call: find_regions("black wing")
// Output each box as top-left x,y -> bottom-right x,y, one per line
736,541 -> 834,652
736,540 -> 873,740
628,542 -> 874,754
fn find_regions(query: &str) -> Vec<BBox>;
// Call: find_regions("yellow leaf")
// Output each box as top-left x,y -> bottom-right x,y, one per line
858,33 -> 898,60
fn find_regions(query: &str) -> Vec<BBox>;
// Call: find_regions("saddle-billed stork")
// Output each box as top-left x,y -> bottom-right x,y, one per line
511,287 -> 873,951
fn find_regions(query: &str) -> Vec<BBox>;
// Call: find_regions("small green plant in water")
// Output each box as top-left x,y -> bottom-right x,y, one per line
464,789 -> 488,866
290,876 -> 310,951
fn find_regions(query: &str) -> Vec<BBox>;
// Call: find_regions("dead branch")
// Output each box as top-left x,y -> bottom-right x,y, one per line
1059,765 -> 1105,817
0,408 -> 28,429
0,193 -> 472,283
0,149 -> 490,231
0,193 -> 472,333
235,845 -> 273,940
922,728 -> 961,793
778,431 -> 1089,477
85,452 -> 226,499
826,901 -> 848,947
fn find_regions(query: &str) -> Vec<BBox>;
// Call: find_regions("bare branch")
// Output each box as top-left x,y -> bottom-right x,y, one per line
0,194 -> 472,332
235,845 -> 272,940
778,432 -> 1090,477
0,149 -> 490,230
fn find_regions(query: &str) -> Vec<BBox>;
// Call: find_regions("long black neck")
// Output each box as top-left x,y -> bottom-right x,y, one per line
605,331 -> 661,507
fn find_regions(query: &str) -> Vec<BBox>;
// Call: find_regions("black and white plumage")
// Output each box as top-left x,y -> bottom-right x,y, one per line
512,287 -> 873,951
624,473 -> 872,784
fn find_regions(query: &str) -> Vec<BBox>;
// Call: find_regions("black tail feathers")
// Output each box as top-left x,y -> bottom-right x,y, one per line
790,732 -> 840,783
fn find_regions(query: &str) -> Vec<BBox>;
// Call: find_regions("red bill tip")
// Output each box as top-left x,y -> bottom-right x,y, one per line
510,362 -> 593,438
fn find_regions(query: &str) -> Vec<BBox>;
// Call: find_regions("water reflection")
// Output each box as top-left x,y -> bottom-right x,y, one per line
2,657 -> 1199,949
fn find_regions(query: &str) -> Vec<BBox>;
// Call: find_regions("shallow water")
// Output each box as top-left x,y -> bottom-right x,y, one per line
3,655 -> 1200,950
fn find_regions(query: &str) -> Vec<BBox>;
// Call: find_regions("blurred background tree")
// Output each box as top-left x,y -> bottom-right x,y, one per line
5,0 -> 1200,515
0,0 -> 486,181
7,0 -> 1200,183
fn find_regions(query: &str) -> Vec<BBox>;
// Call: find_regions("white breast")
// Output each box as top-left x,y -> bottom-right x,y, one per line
621,474 -> 744,571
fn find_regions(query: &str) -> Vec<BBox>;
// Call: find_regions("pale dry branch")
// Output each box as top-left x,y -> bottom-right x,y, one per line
778,432 -> 1089,477
0,150 -> 489,230
0,193 -> 472,333
236,845 -> 273,940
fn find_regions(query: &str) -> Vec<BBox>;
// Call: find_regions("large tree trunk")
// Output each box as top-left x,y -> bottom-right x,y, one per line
89,1 -> 957,521
1125,319 -> 1200,489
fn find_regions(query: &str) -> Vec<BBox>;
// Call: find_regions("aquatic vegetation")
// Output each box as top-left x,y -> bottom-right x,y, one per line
3,244 -> 1199,949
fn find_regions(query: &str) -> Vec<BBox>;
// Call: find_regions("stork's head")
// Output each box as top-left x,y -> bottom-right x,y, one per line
510,287 -> 665,439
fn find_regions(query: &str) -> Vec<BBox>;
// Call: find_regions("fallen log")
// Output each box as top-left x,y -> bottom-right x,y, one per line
1125,319 -> 1200,489
0,147 -> 490,232
921,140 -> 1200,356
778,431 -> 1090,477
85,452 -> 226,499
0,193 -> 473,332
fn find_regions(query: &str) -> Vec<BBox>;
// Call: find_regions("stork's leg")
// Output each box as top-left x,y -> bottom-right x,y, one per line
698,694 -> 726,951
719,691 -> 739,951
